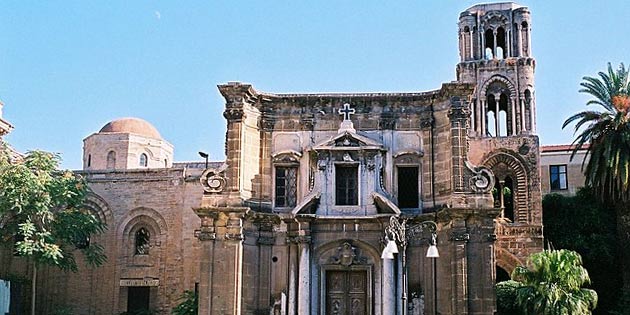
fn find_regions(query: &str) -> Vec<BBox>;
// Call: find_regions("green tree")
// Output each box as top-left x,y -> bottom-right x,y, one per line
496,280 -> 523,315
511,249 -> 597,315
0,144 -> 106,315
543,188 -> 619,314
562,62 -> 630,290
172,290 -> 198,315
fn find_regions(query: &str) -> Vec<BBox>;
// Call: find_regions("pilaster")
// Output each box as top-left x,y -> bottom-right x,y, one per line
195,207 -> 248,315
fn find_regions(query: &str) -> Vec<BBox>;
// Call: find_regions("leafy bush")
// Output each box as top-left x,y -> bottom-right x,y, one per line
172,290 -> 198,315
495,280 -> 522,315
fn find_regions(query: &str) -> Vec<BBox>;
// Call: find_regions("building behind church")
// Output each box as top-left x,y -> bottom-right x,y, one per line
1,3 -> 547,315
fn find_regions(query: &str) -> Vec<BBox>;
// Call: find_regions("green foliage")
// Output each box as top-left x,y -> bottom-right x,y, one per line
563,62 -> 630,203
0,144 -> 107,271
511,249 -> 598,315
543,188 -> 620,314
172,290 -> 198,315
496,280 -> 523,315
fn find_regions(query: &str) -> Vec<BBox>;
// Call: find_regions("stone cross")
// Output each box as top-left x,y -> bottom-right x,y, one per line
338,103 -> 355,121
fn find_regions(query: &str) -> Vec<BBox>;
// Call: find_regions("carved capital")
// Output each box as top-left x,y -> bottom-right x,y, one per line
223,108 -> 244,121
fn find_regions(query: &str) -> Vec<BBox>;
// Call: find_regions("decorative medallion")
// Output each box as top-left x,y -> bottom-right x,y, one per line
329,242 -> 367,266
200,168 -> 227,194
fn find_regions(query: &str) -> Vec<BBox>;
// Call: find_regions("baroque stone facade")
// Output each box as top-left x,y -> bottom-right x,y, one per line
196,3 -> 543,315
1,3 -> 544,315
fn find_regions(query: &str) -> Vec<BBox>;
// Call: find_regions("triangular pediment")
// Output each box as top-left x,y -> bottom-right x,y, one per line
313,131 -> 384,151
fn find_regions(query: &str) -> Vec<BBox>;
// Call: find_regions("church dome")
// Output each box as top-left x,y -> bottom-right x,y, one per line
99,117 -> 161,139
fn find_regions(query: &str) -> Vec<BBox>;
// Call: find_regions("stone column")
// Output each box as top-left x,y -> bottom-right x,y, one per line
469,101 -> 475,133
449,225 -> 470,315
297,241 -> 310,315
195,209 -> 247,315
480,29 -> 485,59
516,25 -> 522,57
494,93 -> 501,137
510,98 -> 517,136
507,29 -> 511,57
480,99 -> 488,137
526,27 -> 532,56
287,244 -> 297,315
530,98 -> 536,133
195,214 -> 217,315
492,30 -> 498,59
382,259 -> 396,315
520,97 -> 526,134
469,30 -> 474,60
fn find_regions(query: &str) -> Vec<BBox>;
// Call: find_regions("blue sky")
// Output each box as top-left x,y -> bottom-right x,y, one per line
1,1 -> 628,169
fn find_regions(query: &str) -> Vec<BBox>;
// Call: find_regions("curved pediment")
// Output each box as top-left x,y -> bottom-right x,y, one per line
271,150 -> 302,164
313,131 -> 384,151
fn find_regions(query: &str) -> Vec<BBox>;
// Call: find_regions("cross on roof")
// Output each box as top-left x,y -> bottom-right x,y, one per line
338,103 -> 356,121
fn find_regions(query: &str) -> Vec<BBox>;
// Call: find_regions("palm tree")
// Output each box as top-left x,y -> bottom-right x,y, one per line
562,62 -> 630,289
512,249 -> 598,315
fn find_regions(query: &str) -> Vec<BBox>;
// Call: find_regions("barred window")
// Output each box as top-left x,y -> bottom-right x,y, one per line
275,167 -> 297,207
550,165 -> 567,190
135,228 -> 150,255
336,165 -> 358,205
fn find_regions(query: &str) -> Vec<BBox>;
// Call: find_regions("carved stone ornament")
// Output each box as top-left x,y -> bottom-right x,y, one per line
223,108 -> 244,120
465,161 -> 495,193
450,231 -> 470,242
329,242 -> 367,266
200,168 -> 227,194
259,117 -> 275,130
518,142 -> 530,155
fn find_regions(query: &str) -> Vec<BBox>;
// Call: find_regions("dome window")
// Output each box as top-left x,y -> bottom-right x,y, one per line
140,153 -> 148,167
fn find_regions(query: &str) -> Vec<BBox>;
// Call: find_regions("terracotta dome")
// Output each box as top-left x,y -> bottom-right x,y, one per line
99,117 -> 162,139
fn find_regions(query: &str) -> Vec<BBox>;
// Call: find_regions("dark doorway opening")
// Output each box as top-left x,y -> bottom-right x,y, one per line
496,266 -> 511,283
128,286 -> 150,314
397,166 -> 419,209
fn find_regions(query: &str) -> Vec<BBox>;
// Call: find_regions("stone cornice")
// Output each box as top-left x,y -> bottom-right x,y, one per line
218,82 -> 475,104
0,118 -> 13,136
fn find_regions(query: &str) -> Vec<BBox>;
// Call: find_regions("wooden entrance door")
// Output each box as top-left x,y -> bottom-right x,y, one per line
326,270 -> 367,315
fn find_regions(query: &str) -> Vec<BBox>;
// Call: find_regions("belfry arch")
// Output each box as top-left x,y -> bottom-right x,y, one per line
483,152 -> 529,223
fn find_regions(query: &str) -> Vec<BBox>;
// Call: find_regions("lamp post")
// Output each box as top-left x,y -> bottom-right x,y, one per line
198,151 -> 209,169
381,216 -> 439,315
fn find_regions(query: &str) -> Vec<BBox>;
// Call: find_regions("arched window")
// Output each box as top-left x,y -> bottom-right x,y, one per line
487,94 -> 497,136
107,151 -> 116,169
135,228 -> 150,255
87,154 -> 92,167
524,89 -> 533,131
493,176 -> 514,221
139,153 -> 148,167
484,29 -> 494,59
521,21 -> 529,56
164,159 -> 168,168
462,26 -> 471,60
498,93 -> 509,137
496,27 -> 506,59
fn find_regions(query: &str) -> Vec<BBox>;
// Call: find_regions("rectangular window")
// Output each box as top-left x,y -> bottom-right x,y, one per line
397,166 -> 419,208
275,167 -> 297,207
550,165 -> 568,190
336,165 -> 358,205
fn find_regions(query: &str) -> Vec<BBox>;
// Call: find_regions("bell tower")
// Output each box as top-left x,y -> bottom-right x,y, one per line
457,3 -> 544,279
457,3 -> 535,137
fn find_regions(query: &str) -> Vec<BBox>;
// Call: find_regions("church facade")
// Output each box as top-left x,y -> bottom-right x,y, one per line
1,3 -> 543,315
197,3 -> 542,315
